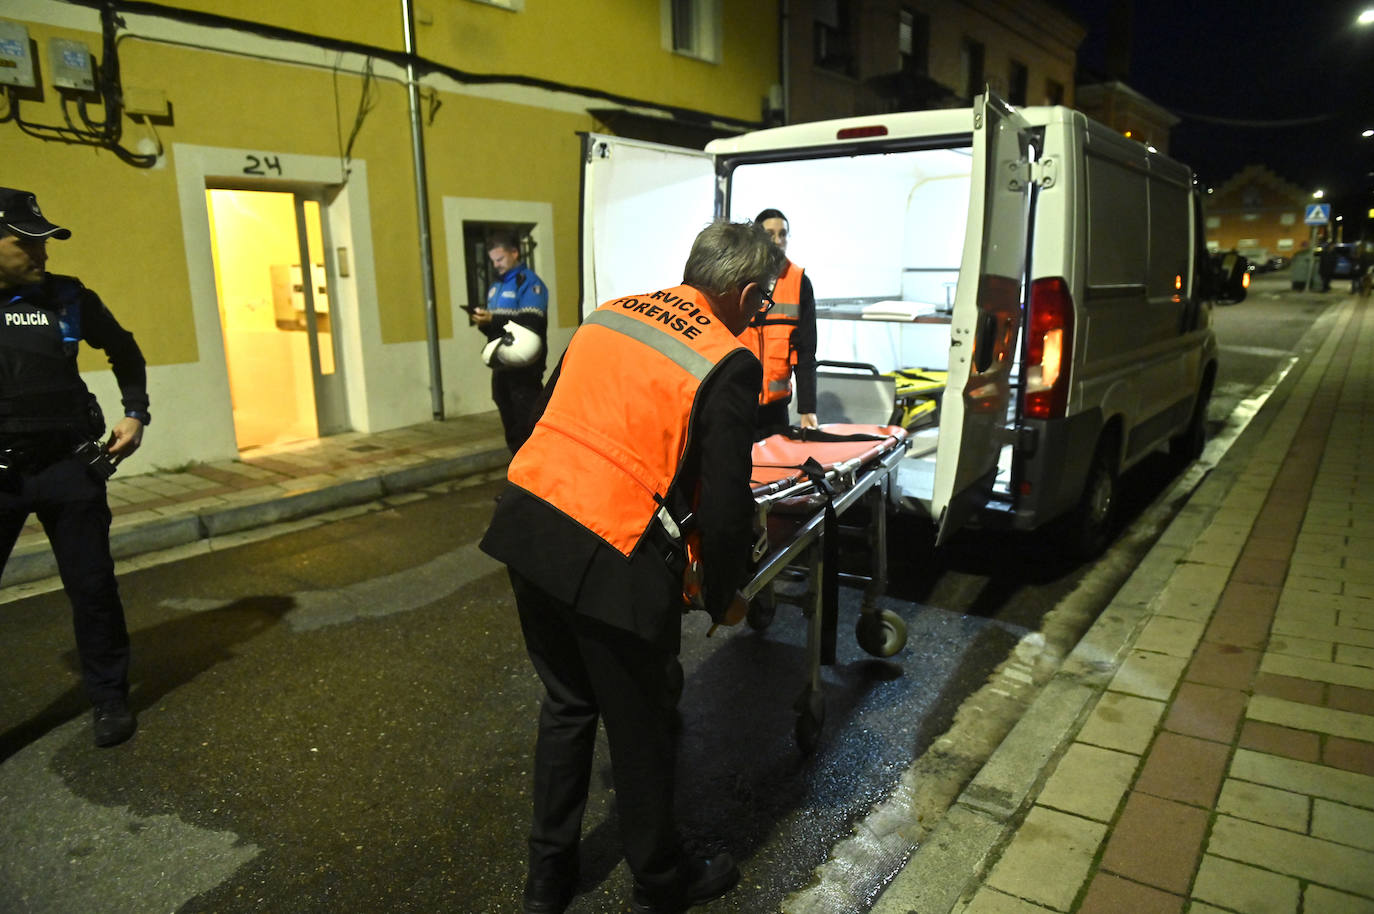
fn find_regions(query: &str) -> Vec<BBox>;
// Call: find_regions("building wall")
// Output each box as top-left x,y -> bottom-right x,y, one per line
1073,82 -> 1178,155
1204,165 -> 1315,260
785,0 -> 1082,123
2,0 -> 777,471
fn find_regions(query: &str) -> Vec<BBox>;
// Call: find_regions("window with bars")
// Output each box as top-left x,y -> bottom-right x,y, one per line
1008,60 -> 1028,106
899,8 -> 929,75
815,0 -> 855,76
960,38 -> 985,100
665,0 -> 720,62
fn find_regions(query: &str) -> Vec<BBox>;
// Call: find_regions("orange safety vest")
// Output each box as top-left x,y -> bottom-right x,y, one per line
739,260 -> 803,405
507,285 -> 746,558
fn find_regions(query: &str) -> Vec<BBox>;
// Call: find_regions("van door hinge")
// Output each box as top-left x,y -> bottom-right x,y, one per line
1006,160 -> 1031,192
1032,157 -> 1057,188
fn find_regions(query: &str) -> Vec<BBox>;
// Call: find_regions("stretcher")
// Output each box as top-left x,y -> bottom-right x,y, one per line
740,423 -> 910,752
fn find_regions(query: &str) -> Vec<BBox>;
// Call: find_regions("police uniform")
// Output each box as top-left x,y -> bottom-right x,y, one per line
0,273 -> 149,714
739,259 -> 817,433
482,261 -> 548,453
480,284 -> 759,909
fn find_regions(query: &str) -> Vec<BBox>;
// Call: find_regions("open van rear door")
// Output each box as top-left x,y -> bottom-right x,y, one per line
930,94 -> 1034,545
579,133 -> 717,319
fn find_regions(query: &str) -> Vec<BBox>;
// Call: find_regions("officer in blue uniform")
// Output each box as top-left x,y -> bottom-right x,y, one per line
0,187 -> 150,748
472,230 -> 548,453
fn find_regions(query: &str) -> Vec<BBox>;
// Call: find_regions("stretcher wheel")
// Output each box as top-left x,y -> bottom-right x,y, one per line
855,610 -> 907,658
794,687 -> 825,755
747,589 -> 777,631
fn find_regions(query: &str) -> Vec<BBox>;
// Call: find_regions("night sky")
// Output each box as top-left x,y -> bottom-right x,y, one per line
1062,0 -> 1374,219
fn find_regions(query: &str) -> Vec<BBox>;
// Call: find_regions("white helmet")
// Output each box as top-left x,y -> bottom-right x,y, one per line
482,321 -> 543,369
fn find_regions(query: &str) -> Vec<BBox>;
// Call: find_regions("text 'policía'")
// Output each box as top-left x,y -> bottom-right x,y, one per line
615,290 -> 711,340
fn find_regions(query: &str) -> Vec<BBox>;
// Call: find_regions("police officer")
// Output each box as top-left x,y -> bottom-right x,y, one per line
0,188 -> 150,748
472,229 -> 548,453
742,208 -> 818,434
481,221 -> 784,914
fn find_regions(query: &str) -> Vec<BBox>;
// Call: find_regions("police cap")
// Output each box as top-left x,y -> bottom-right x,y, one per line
0,187 -> 72,240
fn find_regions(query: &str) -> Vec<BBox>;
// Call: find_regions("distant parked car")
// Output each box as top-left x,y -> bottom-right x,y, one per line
1267,256 -> 1289,271
1330,244 -> 1357,279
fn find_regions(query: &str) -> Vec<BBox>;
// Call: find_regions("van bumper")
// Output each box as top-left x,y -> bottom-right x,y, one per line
983,408 -> 1103,531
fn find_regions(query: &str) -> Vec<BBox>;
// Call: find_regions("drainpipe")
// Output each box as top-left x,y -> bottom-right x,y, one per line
779,0 -> 790,124
402,0 -> 445,419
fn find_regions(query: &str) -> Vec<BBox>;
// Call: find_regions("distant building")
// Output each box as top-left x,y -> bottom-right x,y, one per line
1072,81 -> 1179,155
1204,165 -> 1315,261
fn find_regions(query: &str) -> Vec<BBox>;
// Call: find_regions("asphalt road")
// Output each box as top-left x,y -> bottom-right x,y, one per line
0,274 -> 1337,914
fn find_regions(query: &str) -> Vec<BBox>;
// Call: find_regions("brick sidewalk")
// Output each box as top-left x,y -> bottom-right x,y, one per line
874,295 -> 1374,914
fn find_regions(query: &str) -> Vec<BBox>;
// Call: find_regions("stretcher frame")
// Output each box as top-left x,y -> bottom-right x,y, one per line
740,428 -> 909,752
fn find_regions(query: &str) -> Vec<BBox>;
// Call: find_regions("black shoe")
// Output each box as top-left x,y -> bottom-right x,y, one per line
631,853 -> 739,914
92,699 -> 136,748
523,871 -> 576,914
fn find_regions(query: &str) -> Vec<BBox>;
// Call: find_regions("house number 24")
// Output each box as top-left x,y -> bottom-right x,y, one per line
242,154 -> 283,176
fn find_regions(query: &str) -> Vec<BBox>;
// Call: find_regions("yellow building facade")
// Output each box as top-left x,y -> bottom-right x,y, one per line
2,0 -> 777,468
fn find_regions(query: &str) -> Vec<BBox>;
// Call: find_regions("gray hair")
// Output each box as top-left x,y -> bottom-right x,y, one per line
683,220 -> 785,298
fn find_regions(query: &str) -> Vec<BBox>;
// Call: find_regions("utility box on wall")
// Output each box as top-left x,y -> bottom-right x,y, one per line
270,263 -> 330,331
49,37 -> 94,91
0,20 -> 37,88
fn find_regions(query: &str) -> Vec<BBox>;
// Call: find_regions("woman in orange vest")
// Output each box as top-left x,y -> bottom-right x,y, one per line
481,221 -> 785,914
741,208 -> 818,433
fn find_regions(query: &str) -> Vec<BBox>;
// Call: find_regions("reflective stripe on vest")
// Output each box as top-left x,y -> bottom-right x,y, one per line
507,285 -> 745,557
740,260 -> 804,404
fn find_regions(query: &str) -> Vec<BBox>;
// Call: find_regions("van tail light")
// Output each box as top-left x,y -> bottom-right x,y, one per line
1024,277 -> 1074,420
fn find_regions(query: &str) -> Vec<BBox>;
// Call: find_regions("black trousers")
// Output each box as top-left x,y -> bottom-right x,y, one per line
492,366 -> 544,454
509,570 -> 683,894
0,455 -> 129,704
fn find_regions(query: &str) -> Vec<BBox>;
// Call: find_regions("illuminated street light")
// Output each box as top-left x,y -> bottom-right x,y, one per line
1359,8 -> 1374,24
1364,129 -> 1374,137
1314,189 -> 1325,199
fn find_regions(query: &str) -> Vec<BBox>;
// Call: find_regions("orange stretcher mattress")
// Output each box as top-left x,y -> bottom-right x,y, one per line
750,424 -> 907,492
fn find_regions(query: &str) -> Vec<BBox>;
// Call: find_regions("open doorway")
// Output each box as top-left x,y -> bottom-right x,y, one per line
206,188 -> 342,451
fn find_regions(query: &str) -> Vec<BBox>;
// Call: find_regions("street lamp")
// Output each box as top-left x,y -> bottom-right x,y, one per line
1359,8 -> 1374,24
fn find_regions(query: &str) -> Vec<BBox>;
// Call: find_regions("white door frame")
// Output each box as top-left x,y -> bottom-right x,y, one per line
172,144 -> 379,456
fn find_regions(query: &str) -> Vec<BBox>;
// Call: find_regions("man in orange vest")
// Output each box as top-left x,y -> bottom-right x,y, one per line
481,221 -> 785,914
741,208 -> 818,433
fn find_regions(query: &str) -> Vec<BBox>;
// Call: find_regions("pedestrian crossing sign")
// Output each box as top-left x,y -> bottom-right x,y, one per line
1305,204 -> 1330,225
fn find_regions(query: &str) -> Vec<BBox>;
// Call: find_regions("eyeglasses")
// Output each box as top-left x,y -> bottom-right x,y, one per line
756,288 -> 776,314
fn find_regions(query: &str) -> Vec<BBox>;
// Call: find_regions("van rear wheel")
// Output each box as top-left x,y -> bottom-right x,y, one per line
1170,383 -> 1211,463
1064,436 -> 1117,560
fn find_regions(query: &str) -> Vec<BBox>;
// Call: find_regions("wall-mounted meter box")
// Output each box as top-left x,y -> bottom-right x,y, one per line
50,37 -> 94,91
0,20 -> 37,88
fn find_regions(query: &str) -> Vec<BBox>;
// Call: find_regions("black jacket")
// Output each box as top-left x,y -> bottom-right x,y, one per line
0,273 -> 147,446
481,349 -> 760,650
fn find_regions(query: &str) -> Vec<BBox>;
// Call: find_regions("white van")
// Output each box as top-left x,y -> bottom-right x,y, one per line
579,95 -> 1229,555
